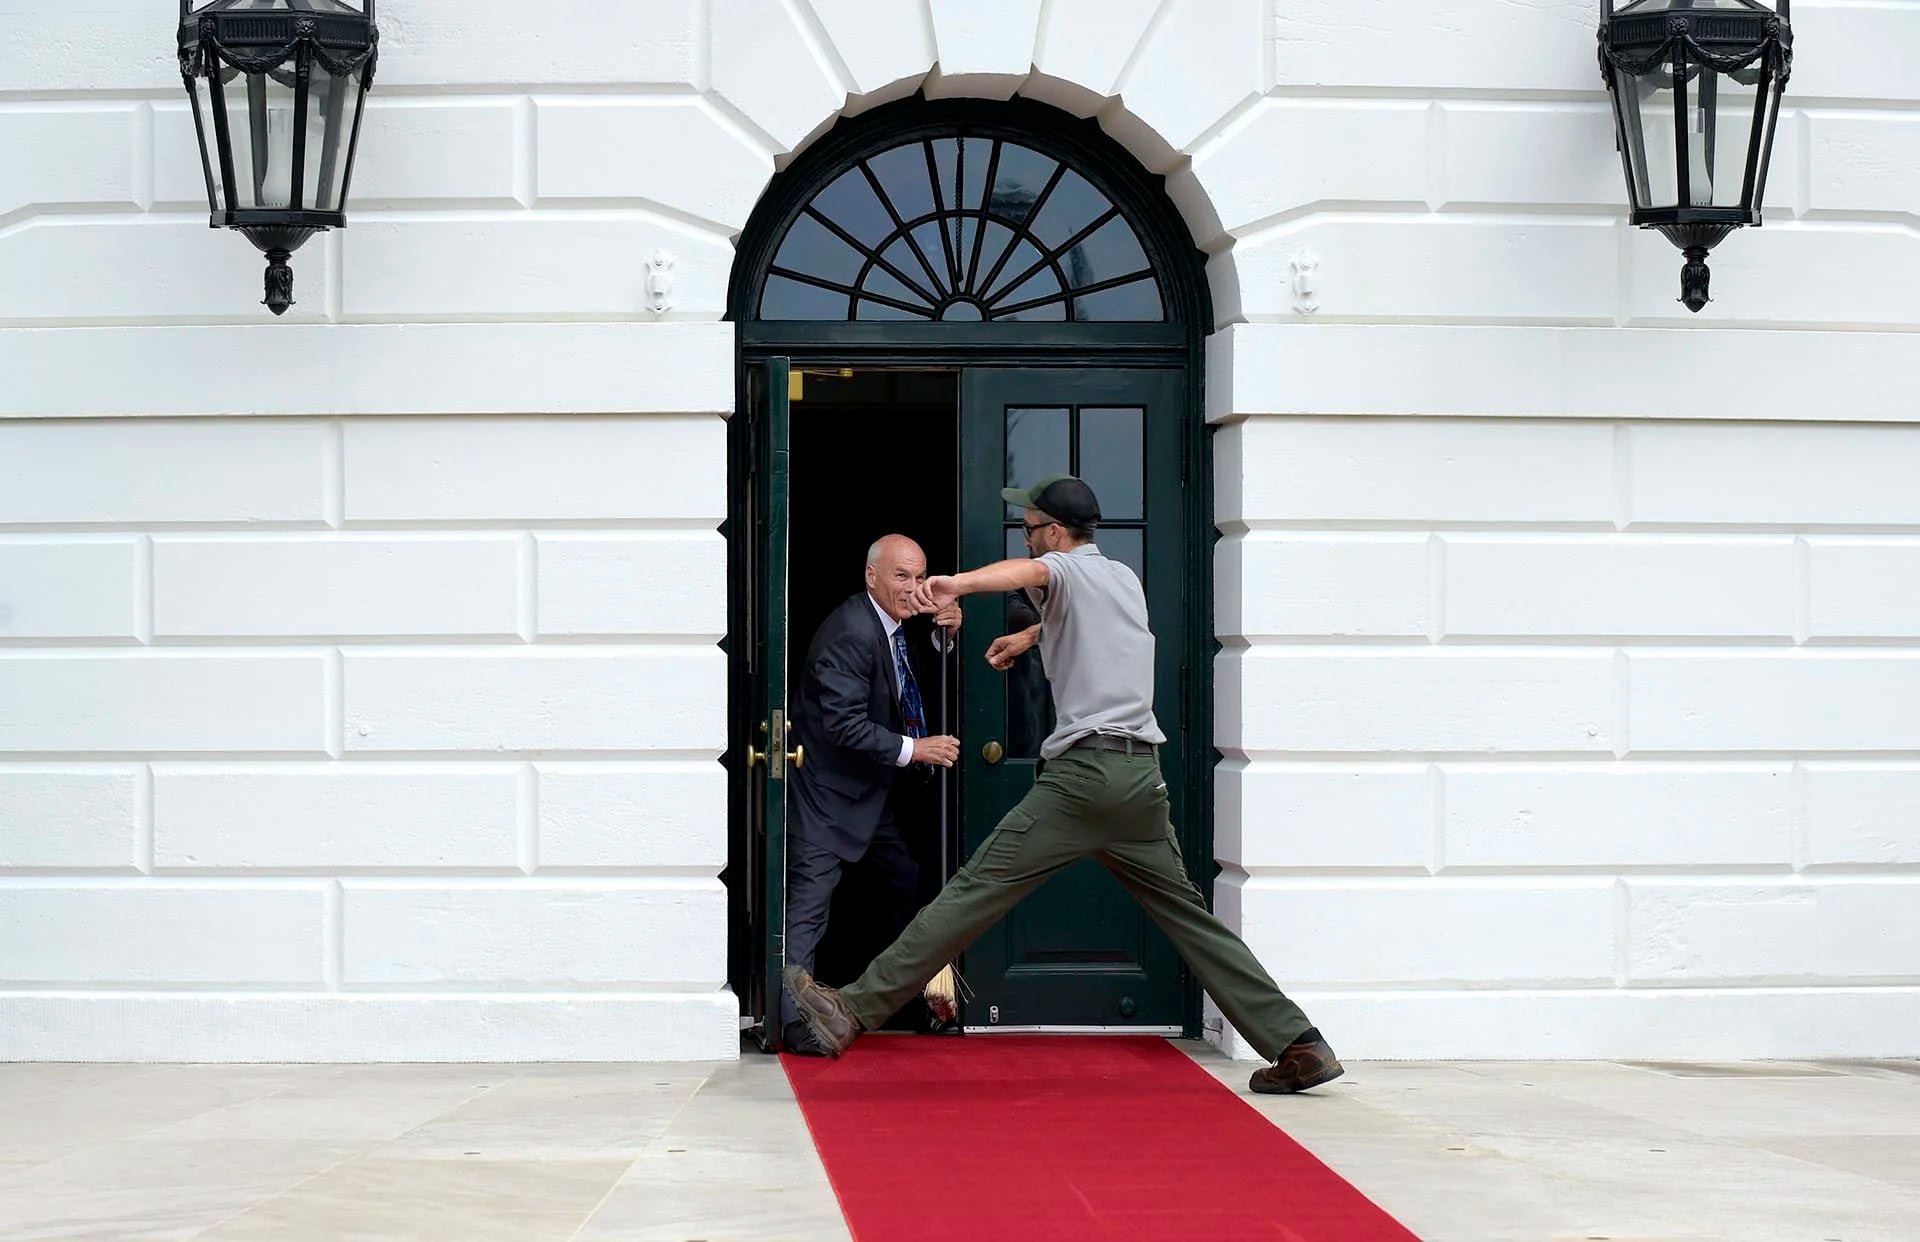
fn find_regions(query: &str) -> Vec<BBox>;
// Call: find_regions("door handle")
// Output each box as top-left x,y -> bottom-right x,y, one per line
747,714 -> 805,772
982,740 -> 1004,765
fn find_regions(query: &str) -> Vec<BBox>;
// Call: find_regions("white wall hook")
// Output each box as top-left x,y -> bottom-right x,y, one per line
647,251 -> 675,314
1290,251 -> 1319,315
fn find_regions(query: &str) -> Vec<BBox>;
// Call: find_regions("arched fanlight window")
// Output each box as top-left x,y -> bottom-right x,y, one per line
758,134 -> 1166,323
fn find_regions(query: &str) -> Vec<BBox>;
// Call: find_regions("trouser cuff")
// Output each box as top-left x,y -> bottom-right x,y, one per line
840,984 -> 885,1031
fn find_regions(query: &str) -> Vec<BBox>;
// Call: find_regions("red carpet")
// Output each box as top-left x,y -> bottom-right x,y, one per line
783,1035 -> 1416,1241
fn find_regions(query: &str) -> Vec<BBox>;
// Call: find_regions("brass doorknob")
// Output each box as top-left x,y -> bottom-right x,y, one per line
746,746 -> 768,769
787,745 -> 805,769
982,740 -> 1004,765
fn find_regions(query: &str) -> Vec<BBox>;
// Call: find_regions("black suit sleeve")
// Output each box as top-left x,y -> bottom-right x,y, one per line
813,631 -> 905,768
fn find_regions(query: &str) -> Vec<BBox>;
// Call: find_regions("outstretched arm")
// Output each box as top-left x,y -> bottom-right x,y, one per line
913,558 -> 1049,612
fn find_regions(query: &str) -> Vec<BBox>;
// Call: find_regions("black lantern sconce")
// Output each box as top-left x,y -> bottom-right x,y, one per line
1599,0 -> 1792,312
177,0 -> 380,315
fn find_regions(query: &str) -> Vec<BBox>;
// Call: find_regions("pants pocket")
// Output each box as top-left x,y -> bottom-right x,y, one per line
968,806 -> 1036,879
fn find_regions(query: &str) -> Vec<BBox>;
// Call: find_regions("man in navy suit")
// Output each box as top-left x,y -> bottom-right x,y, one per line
780,534 -> 962,1053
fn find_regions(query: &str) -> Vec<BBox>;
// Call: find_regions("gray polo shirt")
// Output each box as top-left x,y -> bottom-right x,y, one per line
1023,544 -> 1167,759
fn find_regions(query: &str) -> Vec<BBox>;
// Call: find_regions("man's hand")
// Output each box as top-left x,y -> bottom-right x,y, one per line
911,575 -> 962,617
912,734 -> 961,767
986,625 -> 1040,671
933,601 -> 962,631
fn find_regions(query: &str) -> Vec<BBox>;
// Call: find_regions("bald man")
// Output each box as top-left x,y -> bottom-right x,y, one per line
779,535 -> 962,1054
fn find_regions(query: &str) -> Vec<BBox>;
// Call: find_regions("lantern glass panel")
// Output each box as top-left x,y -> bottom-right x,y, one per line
1753,81 -> 1782,203
302,63 -> 363,213
236,66 -> 299,210
187,70 -> 222,207
1693,62 -> 1762,208
208,81 -> 251,212
1615,63 -> 1678,210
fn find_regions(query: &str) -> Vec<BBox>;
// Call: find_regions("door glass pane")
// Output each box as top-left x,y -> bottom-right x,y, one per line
929,137 -> 961,216
1078,407 -> 1144,520
1028,169 -> 1107,250
1000,298 -> 1067,322
812,167 -> 895,249
971,222 -> 1017,292
996,268 -> 1065,315
855,297 -> 933,320
774,213 -> 865,286
984,240 -> 1046,304
1071,278 -> 1163,322
1006,407 -> 1070,518
862,266 -> 936,314
1097,528 -> 1145,582
912,221 -> 959,294
989,144 -> 1054,222
866,144 -> 935,225
961,137 -> 990,212
1062,215 -> 1149,288
761,275 -> 849,320
1003,527 -> 1053,760
882,237 -> 940,295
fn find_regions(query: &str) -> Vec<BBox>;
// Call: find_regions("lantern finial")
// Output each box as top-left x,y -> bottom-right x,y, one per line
1678,246 -> 1712,312
263,249 -> 295,316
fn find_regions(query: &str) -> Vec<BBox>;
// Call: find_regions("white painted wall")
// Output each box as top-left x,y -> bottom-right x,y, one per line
2,0 -> 1916,1061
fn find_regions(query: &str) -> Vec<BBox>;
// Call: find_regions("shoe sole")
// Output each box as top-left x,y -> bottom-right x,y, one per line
1249,1060 -> 1345,1095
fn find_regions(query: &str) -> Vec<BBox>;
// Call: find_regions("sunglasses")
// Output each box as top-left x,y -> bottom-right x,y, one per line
1022,520 -> 1058,536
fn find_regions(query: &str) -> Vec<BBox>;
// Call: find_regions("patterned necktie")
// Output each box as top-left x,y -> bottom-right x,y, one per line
892,629 -> 927,739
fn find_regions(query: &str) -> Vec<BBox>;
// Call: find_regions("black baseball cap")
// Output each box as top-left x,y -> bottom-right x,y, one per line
1002,474 -> 1102,528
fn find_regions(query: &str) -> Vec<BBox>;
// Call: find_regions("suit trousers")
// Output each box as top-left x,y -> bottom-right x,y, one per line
780,807 -> 919,1029
838,748 -> 1314,1061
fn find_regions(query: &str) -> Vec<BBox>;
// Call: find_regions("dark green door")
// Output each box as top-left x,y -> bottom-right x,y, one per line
957,366 -> 1189,1028
744,357 -> 795,1051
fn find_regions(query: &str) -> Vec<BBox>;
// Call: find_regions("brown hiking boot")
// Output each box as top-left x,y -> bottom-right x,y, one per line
783,965 -> 862,1057
1249,1027 -> 1344,1094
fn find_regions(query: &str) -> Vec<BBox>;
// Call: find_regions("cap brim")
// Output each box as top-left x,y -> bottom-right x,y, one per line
1000,486 -> 1038,509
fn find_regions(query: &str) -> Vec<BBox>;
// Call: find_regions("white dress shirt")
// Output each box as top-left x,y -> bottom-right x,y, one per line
869,594 -> 917,768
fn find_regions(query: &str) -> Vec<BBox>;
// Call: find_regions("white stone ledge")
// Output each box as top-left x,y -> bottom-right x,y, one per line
0,991 -> 739,1062
0,323 -> 734,418
1209,324 -> 1920,424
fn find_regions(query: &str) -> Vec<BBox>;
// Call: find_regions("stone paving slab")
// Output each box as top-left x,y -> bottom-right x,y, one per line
0,1041 -> 1915,1240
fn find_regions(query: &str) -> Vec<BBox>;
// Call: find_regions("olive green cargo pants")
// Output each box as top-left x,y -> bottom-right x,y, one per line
838,746 -> 1313,1061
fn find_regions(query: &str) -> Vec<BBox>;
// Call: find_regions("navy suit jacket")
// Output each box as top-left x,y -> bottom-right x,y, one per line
789,592 -> 935,862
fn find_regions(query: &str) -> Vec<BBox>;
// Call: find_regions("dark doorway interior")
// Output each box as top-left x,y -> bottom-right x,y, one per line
779,367 -> 961,1030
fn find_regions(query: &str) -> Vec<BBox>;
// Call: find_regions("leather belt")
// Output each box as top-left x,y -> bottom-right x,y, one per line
1071,734 -> 1158,757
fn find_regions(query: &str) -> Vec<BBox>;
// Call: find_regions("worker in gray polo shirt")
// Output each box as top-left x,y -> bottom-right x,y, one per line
786,474 -> 1342,1095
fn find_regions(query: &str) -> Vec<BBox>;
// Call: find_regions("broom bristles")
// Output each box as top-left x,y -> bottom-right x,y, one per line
923,962 -> 974,1022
